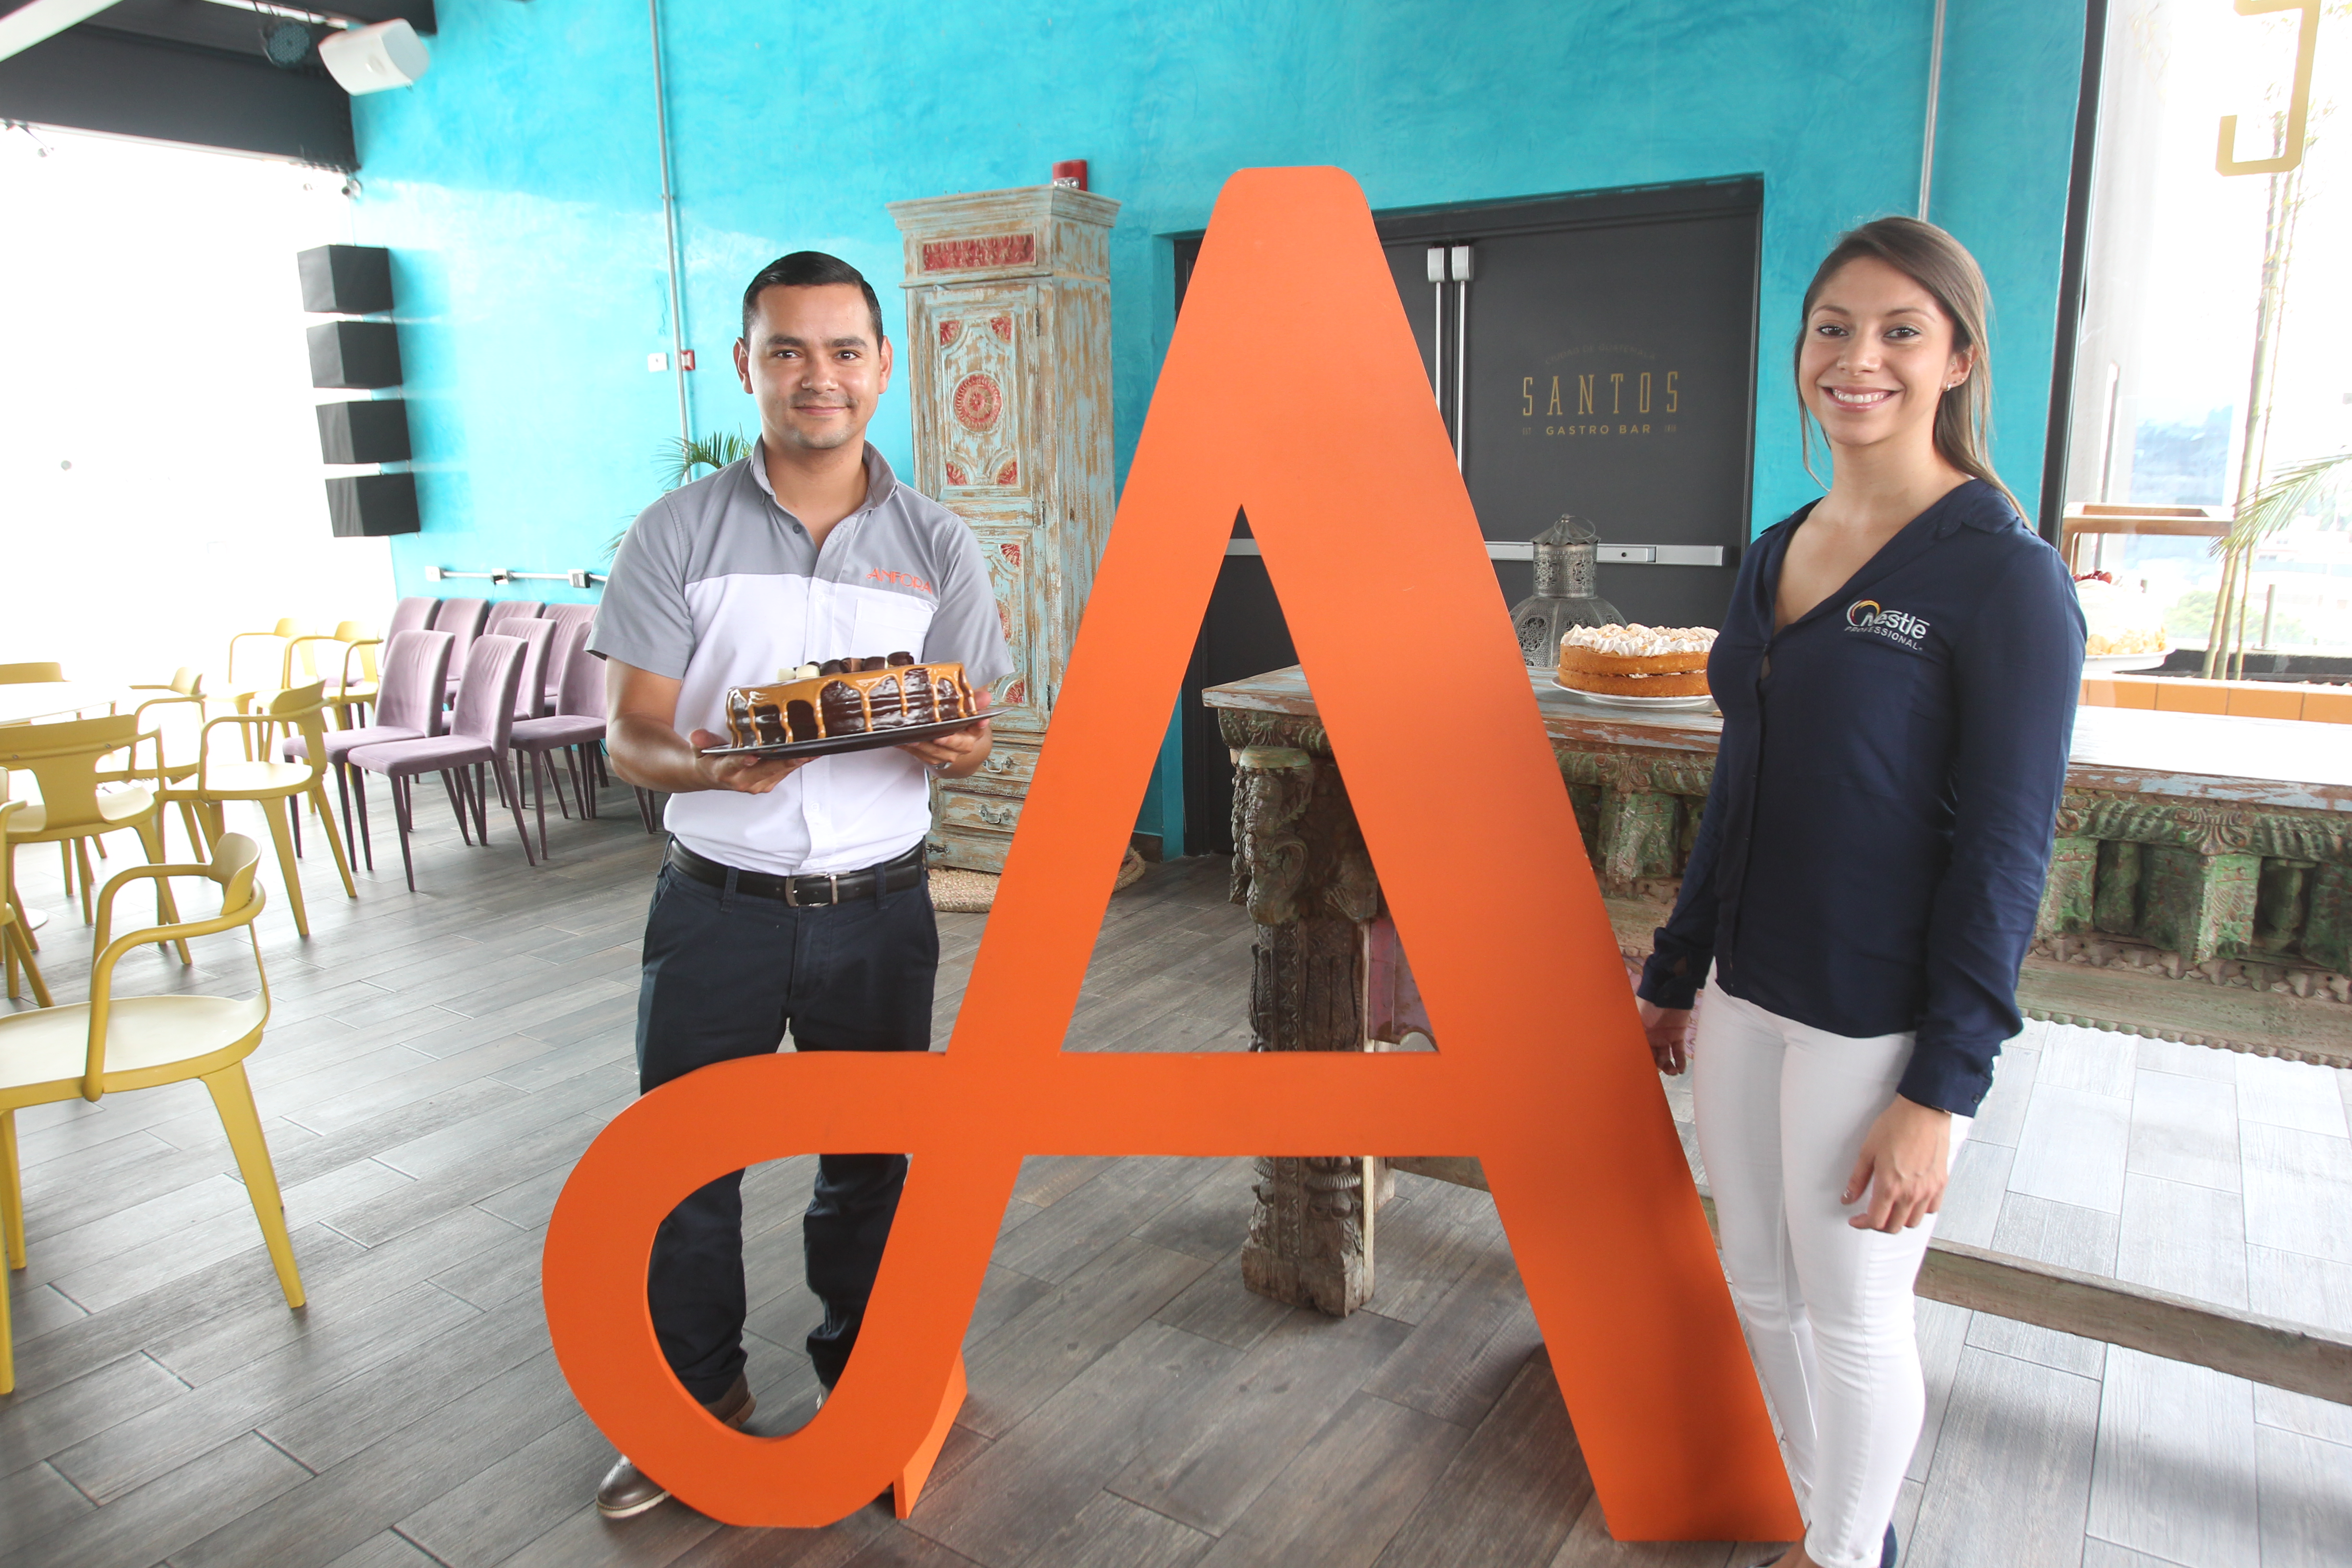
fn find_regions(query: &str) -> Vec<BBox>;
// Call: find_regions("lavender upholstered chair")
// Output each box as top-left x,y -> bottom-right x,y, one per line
509,623 -> 605,856
469,604 -> 541,722
507,618 -> 556,723
387,597 -> 441,638
539,604 -> 597,709
435,598 -> 492,707
347,634 -> 535,891
282,629 -> 453,871
483,600 -> 544,638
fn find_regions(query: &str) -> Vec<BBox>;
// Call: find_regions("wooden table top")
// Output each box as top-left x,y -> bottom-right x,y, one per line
0,682 -> 120,727
1203,665 -> 2352,814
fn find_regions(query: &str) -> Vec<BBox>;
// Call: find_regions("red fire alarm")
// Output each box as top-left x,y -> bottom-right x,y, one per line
1052,159 -> 1088,192
677,349 -> 697,371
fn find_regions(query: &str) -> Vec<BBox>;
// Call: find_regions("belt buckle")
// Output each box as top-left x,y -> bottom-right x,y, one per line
784,872 -> 838,907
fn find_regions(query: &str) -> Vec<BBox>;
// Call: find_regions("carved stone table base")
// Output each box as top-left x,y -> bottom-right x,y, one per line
1227,746 -> 1384,1313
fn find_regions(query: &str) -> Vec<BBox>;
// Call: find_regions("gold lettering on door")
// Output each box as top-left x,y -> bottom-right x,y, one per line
1639,372 -> 1651,414
1610,373 -> 1625,414
1523,378 -> 1535,417
1547,377 -> 1564,416
1577,375 -> 1594,415
1666,371 -> 1679,413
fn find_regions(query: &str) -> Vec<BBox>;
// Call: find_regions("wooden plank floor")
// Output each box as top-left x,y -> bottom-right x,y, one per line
4,783 -> 2349,1568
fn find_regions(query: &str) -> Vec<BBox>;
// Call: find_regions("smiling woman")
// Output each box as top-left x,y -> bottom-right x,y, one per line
1634,217 -> 2085,1568
1794,217 -> 2018,520
0,126 -> 391,680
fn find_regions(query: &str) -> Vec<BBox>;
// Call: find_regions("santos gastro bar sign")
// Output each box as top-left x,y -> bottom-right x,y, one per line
1523,356 -> 1683,439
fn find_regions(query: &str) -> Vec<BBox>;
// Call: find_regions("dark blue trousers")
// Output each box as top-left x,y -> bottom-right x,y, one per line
634,853 -> 937,1402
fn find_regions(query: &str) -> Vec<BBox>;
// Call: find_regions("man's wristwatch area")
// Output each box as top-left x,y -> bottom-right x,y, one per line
665,838 -> 925,907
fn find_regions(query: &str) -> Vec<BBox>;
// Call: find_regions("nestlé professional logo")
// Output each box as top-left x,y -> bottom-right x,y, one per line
1846,598 -> 1929,648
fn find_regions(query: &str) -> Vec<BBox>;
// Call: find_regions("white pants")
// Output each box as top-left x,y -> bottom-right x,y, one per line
1691,981 -> 1970,1568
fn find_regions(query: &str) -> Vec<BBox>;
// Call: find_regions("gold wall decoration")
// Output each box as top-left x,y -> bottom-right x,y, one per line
2216,0 -> 2320,177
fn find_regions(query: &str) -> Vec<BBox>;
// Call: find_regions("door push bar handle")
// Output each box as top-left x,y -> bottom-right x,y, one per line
1426,246 -> 1475,471
1225,540 -> 1733,567
1477,541 -> 1731,567
1595,543 -> 1731,566
1450,246 -> 1472,474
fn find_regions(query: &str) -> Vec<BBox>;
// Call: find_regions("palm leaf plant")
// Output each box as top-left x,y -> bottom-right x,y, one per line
2207,449 -> 2351,673
658,429 -> 755,490
606,430 -> 755,558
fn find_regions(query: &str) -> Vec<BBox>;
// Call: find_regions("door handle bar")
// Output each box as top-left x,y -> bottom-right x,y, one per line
1224,539 -> 1731,566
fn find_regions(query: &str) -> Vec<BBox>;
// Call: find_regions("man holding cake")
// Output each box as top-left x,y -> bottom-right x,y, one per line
585,251 -> 1012,1519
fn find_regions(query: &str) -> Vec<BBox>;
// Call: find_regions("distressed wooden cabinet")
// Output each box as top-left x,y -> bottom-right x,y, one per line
1209,665 -> 2352,1315
889,184 -> 1120,871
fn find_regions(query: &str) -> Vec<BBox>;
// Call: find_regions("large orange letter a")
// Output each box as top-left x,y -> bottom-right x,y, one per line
544,167 -> 1800,1541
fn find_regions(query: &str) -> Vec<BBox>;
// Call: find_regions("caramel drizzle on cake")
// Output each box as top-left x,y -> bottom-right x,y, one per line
724,652 -> 973,747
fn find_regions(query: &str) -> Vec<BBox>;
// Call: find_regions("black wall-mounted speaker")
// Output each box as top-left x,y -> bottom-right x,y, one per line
296,244 -> 394,315
307,319 -> 402,389
317,398 -> 412,465
326,472 -> 419,537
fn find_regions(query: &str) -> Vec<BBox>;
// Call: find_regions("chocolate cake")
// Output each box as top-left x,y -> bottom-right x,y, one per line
723,652 -> 975,747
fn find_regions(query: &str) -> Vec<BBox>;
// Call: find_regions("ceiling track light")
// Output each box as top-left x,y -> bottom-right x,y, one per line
260,17 -> 317,68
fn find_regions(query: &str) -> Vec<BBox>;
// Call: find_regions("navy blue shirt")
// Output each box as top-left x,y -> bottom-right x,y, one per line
1638,480 -> 2084,1117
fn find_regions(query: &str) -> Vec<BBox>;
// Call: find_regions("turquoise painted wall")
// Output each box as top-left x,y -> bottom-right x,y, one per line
349,0 -> 2090,833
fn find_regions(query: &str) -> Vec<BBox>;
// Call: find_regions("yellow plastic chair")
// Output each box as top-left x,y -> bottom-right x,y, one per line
161,681 -> 356,938
0,798 -> 50,1007
0,834 -> 304,1394
0,714 -> 186,945
291,622 -> 381,730
222,620 -> 301,697
98,673 -> 209,858
0,663 -> 64,686
218,619 -> 304,756
130,667 -> 207,703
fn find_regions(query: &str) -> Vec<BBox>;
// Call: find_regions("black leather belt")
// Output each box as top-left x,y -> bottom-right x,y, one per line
665,839 -> 924,906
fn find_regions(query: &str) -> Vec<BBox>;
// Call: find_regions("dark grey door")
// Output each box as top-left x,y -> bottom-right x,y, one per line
1177,178 -> 1762,853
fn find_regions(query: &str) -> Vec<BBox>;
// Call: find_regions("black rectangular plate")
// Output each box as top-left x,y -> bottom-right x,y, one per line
698,714 -> 980,761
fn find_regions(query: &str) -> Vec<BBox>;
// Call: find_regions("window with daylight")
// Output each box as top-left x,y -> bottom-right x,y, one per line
0,126 -> 390,683
2062,0 -> 2352,670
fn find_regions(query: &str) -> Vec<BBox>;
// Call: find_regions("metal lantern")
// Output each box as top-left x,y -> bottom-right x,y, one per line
1507,514 -> 1623,667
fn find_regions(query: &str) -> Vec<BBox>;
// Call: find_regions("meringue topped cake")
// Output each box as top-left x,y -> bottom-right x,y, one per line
1556,624 -> 1715,698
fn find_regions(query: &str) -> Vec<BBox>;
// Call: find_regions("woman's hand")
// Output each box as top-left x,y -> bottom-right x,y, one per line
1844,1095 -> 1952,1232
1637,998 -> 1695,1076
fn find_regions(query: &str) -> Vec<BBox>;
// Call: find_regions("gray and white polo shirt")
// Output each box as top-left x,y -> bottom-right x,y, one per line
589,442 -> 1013,876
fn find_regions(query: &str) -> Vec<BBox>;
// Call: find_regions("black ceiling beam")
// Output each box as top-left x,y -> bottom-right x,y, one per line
58,0 -> 315,60
0,0 -> 433,38
0,24 -> 355,169
337,0 -> 435,33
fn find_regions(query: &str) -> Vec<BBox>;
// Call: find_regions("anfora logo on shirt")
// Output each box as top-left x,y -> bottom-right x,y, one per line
1846,599 -> 1929,648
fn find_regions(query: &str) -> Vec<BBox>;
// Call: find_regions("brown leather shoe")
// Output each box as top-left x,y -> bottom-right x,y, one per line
595,1372 -> 755,1519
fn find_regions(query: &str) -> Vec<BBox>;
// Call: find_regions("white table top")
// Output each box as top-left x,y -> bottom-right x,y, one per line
1204,665 -> 2352,814
0,683 -> 121,727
